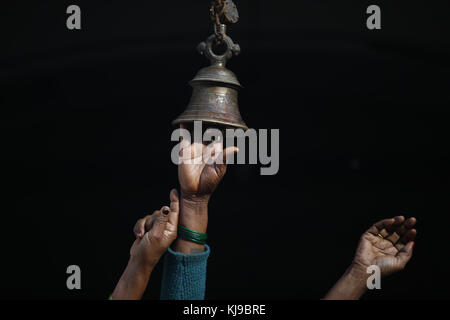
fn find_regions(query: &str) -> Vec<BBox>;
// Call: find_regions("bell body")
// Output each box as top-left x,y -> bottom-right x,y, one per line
172,65 -> 247,130
172,28 -> 248,130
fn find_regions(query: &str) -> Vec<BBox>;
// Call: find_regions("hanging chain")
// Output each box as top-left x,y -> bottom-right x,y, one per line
197,0 -> 241,66
210,0 -> 239,43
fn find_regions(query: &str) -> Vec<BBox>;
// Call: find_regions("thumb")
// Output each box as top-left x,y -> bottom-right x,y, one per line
213,146 -> 239,166
212,146 -> 239,177
222,146 -> 239,164
168,189 -> 180,226
149,206 -> 170,239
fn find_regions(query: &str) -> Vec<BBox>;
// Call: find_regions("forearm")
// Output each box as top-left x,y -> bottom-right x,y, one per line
160,245 -> 210,300
112,258 -> 153,300
173,193 -> 209,254
323,264 -> 368,300
161,192 -> 210,300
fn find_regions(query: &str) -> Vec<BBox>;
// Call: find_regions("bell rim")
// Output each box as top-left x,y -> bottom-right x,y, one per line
172,118 -> 248,131
189,79 -> 243,90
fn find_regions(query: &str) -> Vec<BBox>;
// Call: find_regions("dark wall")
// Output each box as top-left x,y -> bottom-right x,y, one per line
1,1 -> 449,299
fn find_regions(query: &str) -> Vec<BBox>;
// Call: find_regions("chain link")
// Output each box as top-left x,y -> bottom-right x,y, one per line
210,0 -> 239,44
210,0 -> 225,43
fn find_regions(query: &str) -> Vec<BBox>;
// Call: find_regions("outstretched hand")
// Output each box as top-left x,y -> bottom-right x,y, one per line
352,216 -> 417,277
324,216 -> 417,300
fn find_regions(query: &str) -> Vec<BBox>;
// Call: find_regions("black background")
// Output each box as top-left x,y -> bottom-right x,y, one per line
1,1 -> 449,299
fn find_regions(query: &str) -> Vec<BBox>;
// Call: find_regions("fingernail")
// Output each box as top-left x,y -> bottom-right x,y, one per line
162,208 -> 170,215
411,242 -> 415,249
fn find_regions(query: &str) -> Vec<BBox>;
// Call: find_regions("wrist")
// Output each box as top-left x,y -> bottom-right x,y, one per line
174,192 -> 209,254
346,262 -> 369,289
180,191 -> 210,210
323,264 -> 368,300
128,255 -> 155,276
180,193 -> 209,233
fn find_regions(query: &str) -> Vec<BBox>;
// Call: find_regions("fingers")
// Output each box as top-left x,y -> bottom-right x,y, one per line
384,216 -> 405,243
367,218 -> 395,236
396,241 -> 415,268
386,216 -> 405,232
133,213 -> 157,239
145,190 -> 180,251
168,189 -> 180,226
394,217 -> 417,238
144,214 -> 156,233
170,188 -> 179,211
392,217 -> 417,248
178,124 -> 200,162
207,144 -> 239,166
134,189 -> 180,241
398,228 -> 417,246
222,146 -> 239,164
368,216 -> 417,247
149,205 -> 171,239
179,123 -> 190,146
204,141 -> 223,165
180,143 -> 204,164
133,217 -> 147,238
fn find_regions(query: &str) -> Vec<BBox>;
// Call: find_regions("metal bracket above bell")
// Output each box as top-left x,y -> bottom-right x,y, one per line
172,25 -> 248,130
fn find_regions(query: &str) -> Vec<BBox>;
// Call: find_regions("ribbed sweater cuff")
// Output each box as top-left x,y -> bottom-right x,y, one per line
160,244 -> 210,300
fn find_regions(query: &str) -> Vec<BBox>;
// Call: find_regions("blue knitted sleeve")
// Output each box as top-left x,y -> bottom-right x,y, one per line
160,245 -> 210,300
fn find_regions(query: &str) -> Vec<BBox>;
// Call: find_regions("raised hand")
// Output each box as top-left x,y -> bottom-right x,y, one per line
178,126 -> 238,201
353,216 -> 416,277
175,125 -> 238,254
111,189 -> 179,300
130,189 -> 180,267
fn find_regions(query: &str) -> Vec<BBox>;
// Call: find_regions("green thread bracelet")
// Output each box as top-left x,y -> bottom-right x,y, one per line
178,225 -> 208,245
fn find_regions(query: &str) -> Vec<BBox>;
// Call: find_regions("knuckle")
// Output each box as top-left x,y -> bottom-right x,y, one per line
156,215 -> 168,225
166,223 -> 177,233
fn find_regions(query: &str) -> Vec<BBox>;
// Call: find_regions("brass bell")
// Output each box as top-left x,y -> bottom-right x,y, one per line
172,25 -> 248,130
